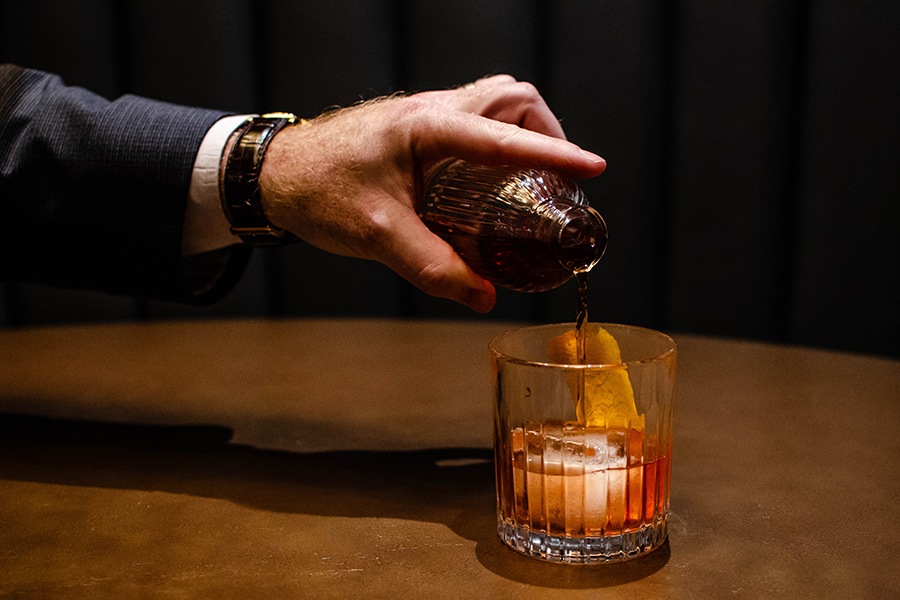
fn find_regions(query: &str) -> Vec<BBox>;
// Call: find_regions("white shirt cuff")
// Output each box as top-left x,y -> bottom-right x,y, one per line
182,114 -> 255,257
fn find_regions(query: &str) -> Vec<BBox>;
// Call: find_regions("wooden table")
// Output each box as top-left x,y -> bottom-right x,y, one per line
1,319 -> 898,598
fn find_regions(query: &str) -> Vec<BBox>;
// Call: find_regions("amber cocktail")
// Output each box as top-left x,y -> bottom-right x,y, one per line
490,323 -> 676,563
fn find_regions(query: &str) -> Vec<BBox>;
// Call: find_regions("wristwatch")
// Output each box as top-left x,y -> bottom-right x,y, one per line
220,112 -> 301,246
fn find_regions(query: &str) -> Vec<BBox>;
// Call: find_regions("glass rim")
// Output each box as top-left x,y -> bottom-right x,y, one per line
489,322 -> 676,369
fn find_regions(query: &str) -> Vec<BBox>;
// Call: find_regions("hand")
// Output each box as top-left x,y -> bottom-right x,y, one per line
258,75 -> 606,313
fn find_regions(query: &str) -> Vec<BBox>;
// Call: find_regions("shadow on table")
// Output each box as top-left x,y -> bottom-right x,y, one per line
0,413 -> 668,589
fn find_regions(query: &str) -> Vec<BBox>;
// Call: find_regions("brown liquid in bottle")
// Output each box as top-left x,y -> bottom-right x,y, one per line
420,160 -> 607,293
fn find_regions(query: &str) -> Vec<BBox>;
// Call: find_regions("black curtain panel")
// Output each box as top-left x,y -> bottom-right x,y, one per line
2,0 -> 897,357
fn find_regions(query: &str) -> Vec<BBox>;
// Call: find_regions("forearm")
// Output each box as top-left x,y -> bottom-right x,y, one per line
0,64 -> 246,303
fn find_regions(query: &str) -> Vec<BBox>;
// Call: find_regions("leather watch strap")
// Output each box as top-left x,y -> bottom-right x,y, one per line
221,113 -> 300,246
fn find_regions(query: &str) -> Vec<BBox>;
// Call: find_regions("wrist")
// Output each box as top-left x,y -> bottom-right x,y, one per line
257,118 -> 317,233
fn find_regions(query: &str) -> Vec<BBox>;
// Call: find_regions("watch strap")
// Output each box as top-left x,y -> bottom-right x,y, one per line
221,113 -> 300,246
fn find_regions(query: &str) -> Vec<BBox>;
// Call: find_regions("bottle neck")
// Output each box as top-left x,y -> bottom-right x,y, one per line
535,199 -> 608,274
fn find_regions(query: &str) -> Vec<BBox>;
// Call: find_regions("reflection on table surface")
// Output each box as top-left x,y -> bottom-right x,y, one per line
1,319 -> 898,597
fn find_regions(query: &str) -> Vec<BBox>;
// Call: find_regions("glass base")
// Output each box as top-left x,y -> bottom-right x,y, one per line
497,518 -> 668,564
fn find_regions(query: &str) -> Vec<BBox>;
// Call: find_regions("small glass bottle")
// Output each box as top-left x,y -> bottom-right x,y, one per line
419,159 -> 608,292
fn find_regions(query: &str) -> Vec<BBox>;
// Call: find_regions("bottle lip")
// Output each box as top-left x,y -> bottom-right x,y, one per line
552,203 -> 608,272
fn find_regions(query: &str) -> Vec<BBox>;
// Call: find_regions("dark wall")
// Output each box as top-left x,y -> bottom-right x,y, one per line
2,0 -> 898,358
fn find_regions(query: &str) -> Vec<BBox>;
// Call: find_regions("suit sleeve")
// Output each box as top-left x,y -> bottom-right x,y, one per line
0,64 -> 251,304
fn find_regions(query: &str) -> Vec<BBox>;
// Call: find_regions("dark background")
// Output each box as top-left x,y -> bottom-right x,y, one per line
1,0 -> 898,357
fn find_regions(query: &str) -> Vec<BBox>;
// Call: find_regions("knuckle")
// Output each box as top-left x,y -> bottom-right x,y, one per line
480,73 -> 517,85
391,96 -> 439,136
356,207 -> 394,249
511,80 -> 541,102
397,95 -> 435,118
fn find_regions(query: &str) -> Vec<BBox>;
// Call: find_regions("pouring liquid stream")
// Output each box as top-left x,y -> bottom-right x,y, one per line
574,269 -> 590,412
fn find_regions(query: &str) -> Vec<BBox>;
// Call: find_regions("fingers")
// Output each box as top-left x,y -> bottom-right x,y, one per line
411,75 -> 605,179
396,227 -> 498,313
463,76 -> 568,139
409,105 -> 606,179
374,208 -> 497,312
420,75 -> 567,140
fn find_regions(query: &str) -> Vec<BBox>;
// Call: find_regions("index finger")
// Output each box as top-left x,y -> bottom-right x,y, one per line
411,109 -> 606,179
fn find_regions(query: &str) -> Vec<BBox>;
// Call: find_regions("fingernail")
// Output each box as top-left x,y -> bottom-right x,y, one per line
582,150 -> 605,164
581,151 -> 607,174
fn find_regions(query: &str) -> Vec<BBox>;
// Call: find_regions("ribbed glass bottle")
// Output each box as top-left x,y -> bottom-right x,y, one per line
419,160 -> 607,292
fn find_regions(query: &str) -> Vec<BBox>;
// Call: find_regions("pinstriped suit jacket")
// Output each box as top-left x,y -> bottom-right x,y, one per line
0,64 -> 249,304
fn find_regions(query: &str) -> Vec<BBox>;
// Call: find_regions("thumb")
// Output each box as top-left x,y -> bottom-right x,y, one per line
377,211 -> 497,312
